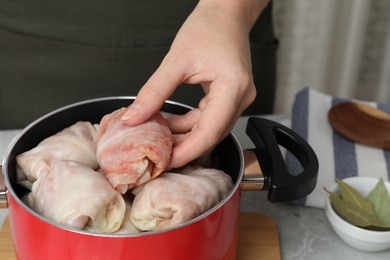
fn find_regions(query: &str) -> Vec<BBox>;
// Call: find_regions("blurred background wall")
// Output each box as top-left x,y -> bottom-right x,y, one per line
272,0 -> 390,113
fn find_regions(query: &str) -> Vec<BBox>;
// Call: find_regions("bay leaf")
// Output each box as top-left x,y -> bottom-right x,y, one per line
327,190 -> 341,201
329,193 -> 382,229
366,178 -> 390,226
336,178 -> 376,216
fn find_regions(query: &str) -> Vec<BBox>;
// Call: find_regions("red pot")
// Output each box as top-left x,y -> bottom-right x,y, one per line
0,97 -> 318,260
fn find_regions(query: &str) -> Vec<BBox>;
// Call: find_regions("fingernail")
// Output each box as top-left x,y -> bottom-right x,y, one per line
121,103 -> 141,121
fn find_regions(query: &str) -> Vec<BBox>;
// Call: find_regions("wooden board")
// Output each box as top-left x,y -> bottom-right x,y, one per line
237,212 -> 281,260
0,212 -> 280,260
0,217 -> 14,260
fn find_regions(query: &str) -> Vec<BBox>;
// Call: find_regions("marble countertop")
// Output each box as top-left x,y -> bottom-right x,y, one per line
1,116 -> 390,260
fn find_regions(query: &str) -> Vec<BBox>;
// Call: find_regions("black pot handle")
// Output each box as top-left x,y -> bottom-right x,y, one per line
245,117 -> 318,203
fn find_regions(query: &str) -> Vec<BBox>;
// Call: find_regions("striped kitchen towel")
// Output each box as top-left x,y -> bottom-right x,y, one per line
286,87 -> 390,208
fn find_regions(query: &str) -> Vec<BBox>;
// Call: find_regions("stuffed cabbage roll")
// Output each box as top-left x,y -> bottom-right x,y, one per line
16,121 -> 98,182
113,203 -> 142,234
28,160 -> 126,233
85,196 -> 141,234
130,165 -> 233,231
97,108 -> 173,194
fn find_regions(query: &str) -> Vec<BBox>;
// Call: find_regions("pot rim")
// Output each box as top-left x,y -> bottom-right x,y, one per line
2,96 -> 245,237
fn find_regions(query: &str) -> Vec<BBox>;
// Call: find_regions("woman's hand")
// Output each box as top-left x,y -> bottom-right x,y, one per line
122,0 -> 269,168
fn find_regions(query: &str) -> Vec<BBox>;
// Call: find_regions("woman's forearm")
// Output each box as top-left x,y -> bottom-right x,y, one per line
198,0 -> 270,33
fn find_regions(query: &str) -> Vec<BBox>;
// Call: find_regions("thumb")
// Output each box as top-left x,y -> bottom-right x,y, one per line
121,59 -> 183,125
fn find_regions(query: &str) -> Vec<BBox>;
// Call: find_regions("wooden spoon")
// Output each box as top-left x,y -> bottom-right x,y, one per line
328,101 -> 390,149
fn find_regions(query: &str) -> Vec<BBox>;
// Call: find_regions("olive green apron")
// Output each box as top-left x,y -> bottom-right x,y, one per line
0,0 -> 277,129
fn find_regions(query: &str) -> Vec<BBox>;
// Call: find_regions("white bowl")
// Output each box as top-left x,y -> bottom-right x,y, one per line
325,176 -> 390,252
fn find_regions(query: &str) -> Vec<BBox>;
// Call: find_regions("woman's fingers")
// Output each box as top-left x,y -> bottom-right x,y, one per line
168,83 -> 253,168
121,56 -> 184,126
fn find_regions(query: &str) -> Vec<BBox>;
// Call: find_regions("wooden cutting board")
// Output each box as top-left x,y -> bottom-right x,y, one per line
0,212 -> 280,260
